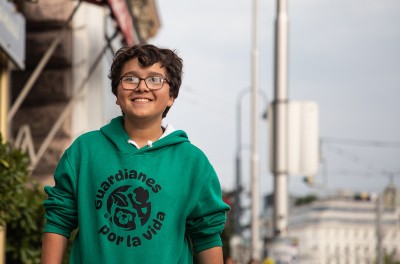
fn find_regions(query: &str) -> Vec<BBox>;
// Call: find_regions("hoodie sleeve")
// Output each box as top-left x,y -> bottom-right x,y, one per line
43,150 -> 78,239
185,167 -> 230,253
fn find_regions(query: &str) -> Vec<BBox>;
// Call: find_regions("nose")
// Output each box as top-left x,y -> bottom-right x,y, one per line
134,79 -> 149,92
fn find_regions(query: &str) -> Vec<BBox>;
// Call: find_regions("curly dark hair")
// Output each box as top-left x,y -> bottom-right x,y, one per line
108,43 -> 183,118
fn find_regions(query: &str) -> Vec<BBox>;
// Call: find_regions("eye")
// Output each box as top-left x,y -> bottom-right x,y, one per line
147,76 -> 163,84
121,76 -> 139,83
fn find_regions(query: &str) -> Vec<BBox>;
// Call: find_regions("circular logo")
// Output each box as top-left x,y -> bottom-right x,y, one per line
106,185 -> 151,231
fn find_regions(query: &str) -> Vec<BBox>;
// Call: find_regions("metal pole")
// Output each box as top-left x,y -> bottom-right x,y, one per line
234,88 -> 250,236
376,195 -> 383,264
234,154 -> 242,235
235,87 -> 267,239
251,0 -> 261,260
272,0 -> 289,238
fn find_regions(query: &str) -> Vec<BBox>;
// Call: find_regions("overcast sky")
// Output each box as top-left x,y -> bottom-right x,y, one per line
143,0 -> 400,199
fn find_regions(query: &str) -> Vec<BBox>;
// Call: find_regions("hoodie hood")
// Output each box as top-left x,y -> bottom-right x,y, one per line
100,116 -> 189,154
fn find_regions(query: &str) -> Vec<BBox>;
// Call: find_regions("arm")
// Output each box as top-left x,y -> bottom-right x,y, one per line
41,232 -> 68,264
42,151 -> 78,263
185,154 -> 230,262
194,246 -> 223,264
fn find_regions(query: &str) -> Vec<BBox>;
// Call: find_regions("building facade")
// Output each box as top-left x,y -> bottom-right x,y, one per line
288,189 -> 400,264
7,0 -> 160,183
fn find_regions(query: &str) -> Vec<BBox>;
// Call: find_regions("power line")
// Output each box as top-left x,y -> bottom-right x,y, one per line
321,137 -> 400,148
326,169 -> 400,177
321,144 -> 400,184
177,88 -> 234,117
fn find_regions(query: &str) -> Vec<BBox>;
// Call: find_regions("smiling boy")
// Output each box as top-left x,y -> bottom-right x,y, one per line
41,44 -> 230,264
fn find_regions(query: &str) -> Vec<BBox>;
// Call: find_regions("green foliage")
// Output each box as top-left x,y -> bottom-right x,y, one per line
5,183 -> 46,264
0,134 -> 74,264
294,194 -> 318,206
0,135 -> 31,225
384,254 -> 400,264
0,134 -> 45,263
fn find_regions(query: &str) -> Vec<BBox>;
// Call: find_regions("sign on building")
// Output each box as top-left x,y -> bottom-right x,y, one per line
0,0 -> 26,69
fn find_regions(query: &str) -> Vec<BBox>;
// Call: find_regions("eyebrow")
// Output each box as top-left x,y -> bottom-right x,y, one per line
122,70 -> 165,77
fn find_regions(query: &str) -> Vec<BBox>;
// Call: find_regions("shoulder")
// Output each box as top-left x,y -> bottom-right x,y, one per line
178,139 -> 207,158
76,130 -> 103,142
71,130 -> 103,145
175,141 -> 215,175
65,130 -> 104,154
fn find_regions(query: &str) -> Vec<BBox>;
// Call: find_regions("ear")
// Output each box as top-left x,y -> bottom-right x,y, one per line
167,97 -> 174,107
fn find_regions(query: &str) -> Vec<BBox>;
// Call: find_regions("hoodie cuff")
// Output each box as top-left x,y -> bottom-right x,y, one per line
192,233 -> 223,253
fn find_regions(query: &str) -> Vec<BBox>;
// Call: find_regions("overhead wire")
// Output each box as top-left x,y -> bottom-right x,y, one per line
321,137 -> 400,149
321,142 -> 400,181
177,85 -> 235,117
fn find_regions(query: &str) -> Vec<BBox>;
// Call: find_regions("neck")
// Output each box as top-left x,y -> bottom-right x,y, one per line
123,117 -> 164,148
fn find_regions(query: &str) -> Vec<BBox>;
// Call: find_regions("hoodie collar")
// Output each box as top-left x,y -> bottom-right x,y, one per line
128,124 -> 175,149
100,116 -> 188,153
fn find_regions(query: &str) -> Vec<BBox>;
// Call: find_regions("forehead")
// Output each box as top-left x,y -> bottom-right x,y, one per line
121,58 -> 165,76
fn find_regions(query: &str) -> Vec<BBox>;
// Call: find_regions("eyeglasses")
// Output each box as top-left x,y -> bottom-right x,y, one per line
119,76 -> 169,91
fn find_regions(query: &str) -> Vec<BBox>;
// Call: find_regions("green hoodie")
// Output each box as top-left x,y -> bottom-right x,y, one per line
43,116 -> 230,264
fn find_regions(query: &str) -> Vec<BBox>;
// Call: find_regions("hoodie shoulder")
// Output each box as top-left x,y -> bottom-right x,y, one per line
67,130 -> 104,152
167,132 -> 209,160
74,130 -> 104,143
67,116 -> 126,153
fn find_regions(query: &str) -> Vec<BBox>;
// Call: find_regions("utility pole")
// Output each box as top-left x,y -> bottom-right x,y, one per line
250,0 -> 261,260
234,88 -> 250,237
272,0 -> 289,238
376,195 -> 383,264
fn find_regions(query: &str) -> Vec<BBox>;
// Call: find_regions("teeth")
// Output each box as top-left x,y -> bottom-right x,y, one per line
133,98 -> 150,102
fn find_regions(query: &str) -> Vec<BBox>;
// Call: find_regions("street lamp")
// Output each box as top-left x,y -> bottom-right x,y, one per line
234,87 -> 268,257
234,87 -> 251,237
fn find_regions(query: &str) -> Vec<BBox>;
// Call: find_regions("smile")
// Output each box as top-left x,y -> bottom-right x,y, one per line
132,98 -> 151,102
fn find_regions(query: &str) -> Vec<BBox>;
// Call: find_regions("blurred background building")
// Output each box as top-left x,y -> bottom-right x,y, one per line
257,184 -> 400,264
4,0 -> 160,184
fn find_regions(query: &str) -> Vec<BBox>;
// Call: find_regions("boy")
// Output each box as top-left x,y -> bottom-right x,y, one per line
41,44 -> 230,263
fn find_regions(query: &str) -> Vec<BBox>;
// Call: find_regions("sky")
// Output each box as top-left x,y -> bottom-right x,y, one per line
131,0 -> 400,200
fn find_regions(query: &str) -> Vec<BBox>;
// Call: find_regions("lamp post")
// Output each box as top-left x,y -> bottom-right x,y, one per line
234,88 -> 251,237
272,0 -> 289,238
250,0 -> 261,259
235,86 -> 268,260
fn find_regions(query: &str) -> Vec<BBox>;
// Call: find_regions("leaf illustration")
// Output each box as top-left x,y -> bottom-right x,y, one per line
106,185 -> 131,213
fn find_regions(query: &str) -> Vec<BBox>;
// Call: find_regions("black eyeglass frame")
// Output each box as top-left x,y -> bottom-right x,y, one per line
119,76 -> 169,91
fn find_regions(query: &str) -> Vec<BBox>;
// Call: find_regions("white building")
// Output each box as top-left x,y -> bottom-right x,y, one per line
288,189 -> 400,264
